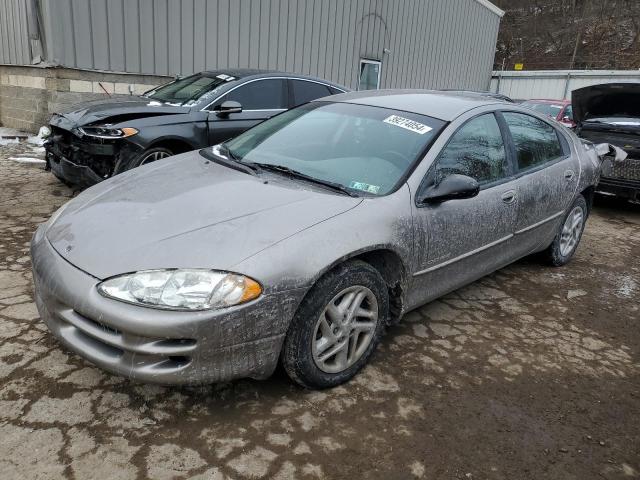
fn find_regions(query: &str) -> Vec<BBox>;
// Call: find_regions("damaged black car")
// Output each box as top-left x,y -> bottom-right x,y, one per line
44,70 -> 346,187
573,83 -> 640,201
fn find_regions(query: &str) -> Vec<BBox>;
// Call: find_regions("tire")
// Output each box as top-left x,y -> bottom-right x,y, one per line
544,195 -> 588,267
282,260 -> 389,389
126,147 -> 173,171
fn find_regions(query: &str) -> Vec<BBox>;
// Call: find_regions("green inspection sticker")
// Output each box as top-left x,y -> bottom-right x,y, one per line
349,181 -> 380,194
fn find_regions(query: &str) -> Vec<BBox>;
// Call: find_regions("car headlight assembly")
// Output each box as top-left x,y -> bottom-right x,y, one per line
97,269 -> 262,311
78,126 -> 138,139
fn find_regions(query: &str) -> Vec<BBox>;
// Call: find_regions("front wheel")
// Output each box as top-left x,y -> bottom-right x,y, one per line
127,147 -> 173,171
281,260 -> 388,389
544,195 -> 588,267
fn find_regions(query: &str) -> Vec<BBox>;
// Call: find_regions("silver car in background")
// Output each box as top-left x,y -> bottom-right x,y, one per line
31,90 -> 603,389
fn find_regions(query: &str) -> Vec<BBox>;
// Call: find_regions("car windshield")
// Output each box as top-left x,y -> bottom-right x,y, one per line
145,73 -> 233,105
222,102 -> 445,196
522,101 -> 563,118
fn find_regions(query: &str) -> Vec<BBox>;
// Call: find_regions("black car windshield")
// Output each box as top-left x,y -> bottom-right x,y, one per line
145,73 -> 233,105
222,102 -> 445,196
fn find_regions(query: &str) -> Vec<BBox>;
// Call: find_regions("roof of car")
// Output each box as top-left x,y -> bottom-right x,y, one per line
201,69 -> 347,89
325,89 -> 508,121
202,68 -> 279,78
440,89 -> 515,102
523,99 -> 570,105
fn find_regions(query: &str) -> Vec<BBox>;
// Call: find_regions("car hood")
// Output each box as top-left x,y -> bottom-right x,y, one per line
45,152 -> 362,280
572,83 -> 640,125
50,96 -> 190,129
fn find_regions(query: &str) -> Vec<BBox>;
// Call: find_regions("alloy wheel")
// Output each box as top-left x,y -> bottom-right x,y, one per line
559,205 -> 584,257
311,285 -> 378,374
140,150 -> 171,165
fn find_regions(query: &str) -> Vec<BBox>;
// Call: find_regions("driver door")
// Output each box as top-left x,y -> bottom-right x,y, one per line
207,78 -> 288,145
408,113 -> 520,307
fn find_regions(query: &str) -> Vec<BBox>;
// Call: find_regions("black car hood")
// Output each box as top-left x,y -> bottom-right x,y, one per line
572,83 -> 640,125
51,96 -> 190,129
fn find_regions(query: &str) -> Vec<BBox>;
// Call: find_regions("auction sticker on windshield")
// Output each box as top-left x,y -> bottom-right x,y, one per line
383,115 -> 433,134
349,181 -> 380,194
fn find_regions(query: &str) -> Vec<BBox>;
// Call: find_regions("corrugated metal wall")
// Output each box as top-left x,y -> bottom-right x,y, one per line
7,0 -> 501,90
0,0 -> 32,65
490,70 -> 640,100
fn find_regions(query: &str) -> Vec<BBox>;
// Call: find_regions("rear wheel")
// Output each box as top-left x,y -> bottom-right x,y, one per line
544,195 -> 588,266
282,260 -> 388,389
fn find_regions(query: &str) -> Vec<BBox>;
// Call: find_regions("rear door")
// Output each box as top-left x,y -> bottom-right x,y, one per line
409,112 -> 520,307
207,78 -> 288,145
500,111 -> 580,255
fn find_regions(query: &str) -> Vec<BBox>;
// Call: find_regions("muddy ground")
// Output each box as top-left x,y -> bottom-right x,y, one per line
1,142 -> 639,480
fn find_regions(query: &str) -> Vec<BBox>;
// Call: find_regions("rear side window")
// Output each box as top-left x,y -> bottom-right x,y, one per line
503,112 -> 564,171
291,80 -> 333,106
433,113 -> 508,185
224,79 -> 287,110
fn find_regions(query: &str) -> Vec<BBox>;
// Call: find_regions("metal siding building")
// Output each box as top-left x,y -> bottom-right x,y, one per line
2,0 -> 503,90
491,70 -> 640,101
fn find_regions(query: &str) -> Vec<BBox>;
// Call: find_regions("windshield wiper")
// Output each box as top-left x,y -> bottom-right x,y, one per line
247,162 -> 358,197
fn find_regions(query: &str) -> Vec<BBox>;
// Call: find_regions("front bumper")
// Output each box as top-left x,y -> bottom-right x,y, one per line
31,226 -> 304,385
47,150 -> 105,187
595,155 -> 640,200
44,122 -> 142,188
596,177 -> 640,201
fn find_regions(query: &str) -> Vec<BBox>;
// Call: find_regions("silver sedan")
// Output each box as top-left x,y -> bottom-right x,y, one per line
31,90 -> 604,389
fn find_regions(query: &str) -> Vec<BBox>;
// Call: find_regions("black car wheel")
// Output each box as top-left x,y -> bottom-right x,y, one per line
129,147 -> 173,170
544,195 -> 588,267
282,260 -> 388,389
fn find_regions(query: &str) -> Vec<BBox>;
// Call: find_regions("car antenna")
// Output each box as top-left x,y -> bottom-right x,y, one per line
98,82 -> 112,97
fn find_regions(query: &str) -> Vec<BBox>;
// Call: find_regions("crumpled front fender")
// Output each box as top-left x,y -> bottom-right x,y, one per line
594,143 -> 628,162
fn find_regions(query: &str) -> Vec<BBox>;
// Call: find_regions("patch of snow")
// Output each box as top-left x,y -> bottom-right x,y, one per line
1,126 -> 48,147
26,126 -> 49,146
8,157 -> 46,164
0,137 -> 19,146
616,275 -> 636,298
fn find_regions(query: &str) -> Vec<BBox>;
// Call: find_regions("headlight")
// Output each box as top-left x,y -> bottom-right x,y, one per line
77,126 -> 138,139
97,269 -> 262,311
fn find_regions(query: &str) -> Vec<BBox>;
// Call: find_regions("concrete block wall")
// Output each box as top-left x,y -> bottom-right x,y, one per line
0,69 -> 50,132
0,66 -> 171,133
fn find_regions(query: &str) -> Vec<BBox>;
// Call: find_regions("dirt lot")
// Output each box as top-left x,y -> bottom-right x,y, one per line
1,142 -> 639,480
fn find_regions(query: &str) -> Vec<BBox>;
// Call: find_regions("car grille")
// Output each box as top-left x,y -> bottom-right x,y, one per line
602,157 -> 640,182
55,307 -> 196,370
47,125 -> 119,178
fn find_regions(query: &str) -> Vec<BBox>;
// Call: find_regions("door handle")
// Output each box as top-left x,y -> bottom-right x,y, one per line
564,170 -> 575,180
501,190 -> 516,204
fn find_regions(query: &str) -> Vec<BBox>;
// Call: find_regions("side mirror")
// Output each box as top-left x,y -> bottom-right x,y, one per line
419,174 -> 480,204
216,100 -> 242,117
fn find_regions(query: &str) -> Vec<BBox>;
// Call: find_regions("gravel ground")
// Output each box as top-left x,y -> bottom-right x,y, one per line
1,143 -> 639,480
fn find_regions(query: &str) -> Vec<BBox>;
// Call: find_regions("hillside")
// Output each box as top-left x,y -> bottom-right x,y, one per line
493,0 -> 640,70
